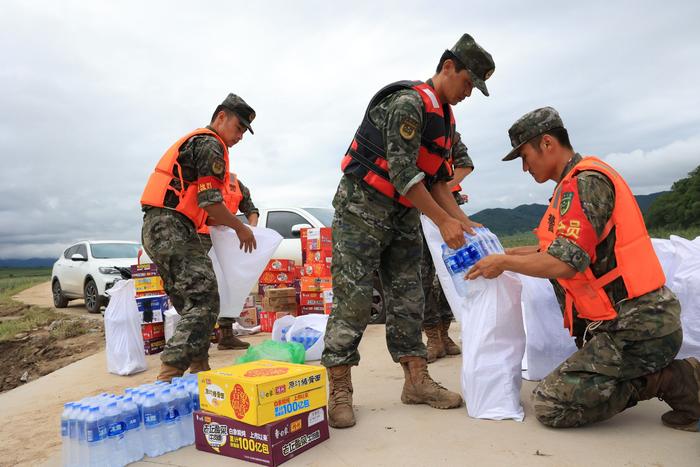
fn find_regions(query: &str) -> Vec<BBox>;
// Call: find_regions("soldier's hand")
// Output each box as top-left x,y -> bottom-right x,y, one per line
235,225 -> 257,253
460,219 -> 482,236
438,217 -> 466,249
466,255 -> 506,280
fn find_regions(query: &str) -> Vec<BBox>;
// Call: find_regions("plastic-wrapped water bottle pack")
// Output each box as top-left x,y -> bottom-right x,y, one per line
441,227 -> 505,297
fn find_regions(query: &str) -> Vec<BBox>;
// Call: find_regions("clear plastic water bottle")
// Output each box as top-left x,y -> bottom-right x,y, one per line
105,401 -> 127,467
76,404 -> 89,466
122,396 -> 144,463
442,244 -> 469,296
61,403 -> 72,466
174,384 -> 194,446
159,388 -> 181,452
85,406 -> 108,467
68,403 -> 82,467
142,392 -> 164,458
188,379 -> 200,412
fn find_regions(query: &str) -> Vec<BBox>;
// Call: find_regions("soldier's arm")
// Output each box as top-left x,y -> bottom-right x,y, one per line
236,178 -> 260,225
447,131 -> 474,190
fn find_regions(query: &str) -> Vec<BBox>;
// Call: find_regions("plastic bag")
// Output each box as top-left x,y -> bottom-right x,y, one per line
163,306 -> 180,343
669,236 -> 700,359
104,280 -> 147,375
271,314 -> 327,361
236,339 -> 306,364
421,216 -> 525,421
519,274 -> 577,381
209,226 -> 283,318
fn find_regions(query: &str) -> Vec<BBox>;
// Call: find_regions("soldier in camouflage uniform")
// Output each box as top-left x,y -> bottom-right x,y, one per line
141,94 -> 257,382
467,107 -> 700,431
322,33 -> 495,429
422,134 -> 473,362
198,174 -> 259,350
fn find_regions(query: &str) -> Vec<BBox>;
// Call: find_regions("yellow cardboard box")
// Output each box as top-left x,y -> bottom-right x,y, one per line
198,360 -> 327,426
133,275 -> 164,294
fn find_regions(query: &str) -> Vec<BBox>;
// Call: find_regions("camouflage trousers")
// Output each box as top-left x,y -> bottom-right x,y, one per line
533,326 -> 683,428
322,176 -> 427,367
141,208 -> 219,370
420,235 -> 454,328
197,234 -> 236,328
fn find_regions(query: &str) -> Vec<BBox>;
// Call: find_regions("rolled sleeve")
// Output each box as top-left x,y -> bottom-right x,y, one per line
237,179 -> 259,216
451,131 -> 473,169
193,136 -> 226,208
383,91 -> 424,196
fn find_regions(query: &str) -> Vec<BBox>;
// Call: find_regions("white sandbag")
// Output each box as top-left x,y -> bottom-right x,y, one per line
209,226 -> 283,318
669,236 -> 700,359
421,216 -> 525,420
652,238 -> 680,284
104,280 -> 147,376
519,275 -> 577,381
163,306 -> 180,342
271,314 -> 327,361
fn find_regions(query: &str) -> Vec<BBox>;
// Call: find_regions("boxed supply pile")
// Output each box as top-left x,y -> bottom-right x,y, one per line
299,228 -> 333,316
195,360 -> 329,465
131,263 -> 169,354
260,288 -> 297,332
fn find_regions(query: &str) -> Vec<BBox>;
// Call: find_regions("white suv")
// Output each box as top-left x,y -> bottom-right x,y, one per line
51,240 -> 141,313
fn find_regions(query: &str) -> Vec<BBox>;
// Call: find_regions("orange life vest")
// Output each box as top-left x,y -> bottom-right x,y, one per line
341,80 -> 454,207
197,173 -> 243,234
535,156 -> 666,335
140,128 -> 230,231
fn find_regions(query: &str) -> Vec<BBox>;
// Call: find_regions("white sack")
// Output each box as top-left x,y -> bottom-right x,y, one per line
209,226 -> 283,318
104,280 -> 147,376
271,314 -> 328,361
163,306 -> 180,343
519,275 -> 577,381
669,236 -> 700,359
421,216 -> 525,421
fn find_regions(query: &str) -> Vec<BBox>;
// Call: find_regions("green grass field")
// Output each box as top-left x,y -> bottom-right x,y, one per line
0,268 -> 52,302
499,226 -> 700,248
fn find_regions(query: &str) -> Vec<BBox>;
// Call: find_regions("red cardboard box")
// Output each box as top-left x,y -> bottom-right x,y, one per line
141,322 -> 164,340
144,336 -> 165,355
300,306 -> 326,315
300,291 -> 323,307
299,264 -> 331,277
239,307 -> 258,327
259,271 -> 294,285
304,249 -> 332,267
194,407 -> 330,466
304,227 -> 332,251
260,311 -> 276,333
265,259 -> 295,272
300,276 -> 332,293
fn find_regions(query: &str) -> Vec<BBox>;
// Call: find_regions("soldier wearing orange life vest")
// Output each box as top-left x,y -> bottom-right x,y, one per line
467,107 -> 700,432
140,93 -> 258,382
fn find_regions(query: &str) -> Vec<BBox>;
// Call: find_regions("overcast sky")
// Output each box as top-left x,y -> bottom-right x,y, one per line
1,0 -> 699,259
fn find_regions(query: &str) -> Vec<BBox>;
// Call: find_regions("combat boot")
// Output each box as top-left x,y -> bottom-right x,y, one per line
157,363 -> 184,382
328,365 -> 355,428
639,357 -> 700,432
218,325 -> 250,350
424,325 -> 445,363
440,320 -> 461,356
399,356 -> 462,409
188,359 -> 211,374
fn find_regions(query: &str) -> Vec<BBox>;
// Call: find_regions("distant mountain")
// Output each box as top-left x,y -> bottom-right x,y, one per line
469,192 -> 668,236
0,258 -> 55,268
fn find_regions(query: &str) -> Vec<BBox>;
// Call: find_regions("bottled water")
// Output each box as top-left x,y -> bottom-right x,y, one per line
105,401 -> 127,467
441,236 -> 483,297
291,327 -> 322,350
61,403 -> 72,466
122,396 -> 144,463
174,384 -> 194,446
187,379 -> 200,412
160,388 -> 182,452
77,404 -> 90,466
142,392 -> 164,458
85,406 -> 109,467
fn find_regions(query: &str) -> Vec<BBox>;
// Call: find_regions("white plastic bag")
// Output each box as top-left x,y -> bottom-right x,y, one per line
163,306 -> 180,343
271,314 -> 328,361
104,280 -> 147,376
669,236 -> 700,359
209,226 -> 283,318
519,274 -> 577,381
421,216 -> 525,420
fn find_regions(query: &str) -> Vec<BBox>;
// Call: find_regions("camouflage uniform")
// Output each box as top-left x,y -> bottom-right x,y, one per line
421,132 -> 473,328
322,83 -> 460,367
141,125 -> 228,371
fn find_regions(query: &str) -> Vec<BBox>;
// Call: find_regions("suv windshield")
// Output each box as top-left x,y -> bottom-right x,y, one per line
303,208 -> 334,227
90,243 -> 141,259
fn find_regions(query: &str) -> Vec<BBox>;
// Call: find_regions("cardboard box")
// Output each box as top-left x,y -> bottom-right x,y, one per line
323,289 -> 333,315
265,288 -> 297,299
304,249 -> 332,267
300,276 -> 332,293
299,264 -> 331,277
144,336 -> 165,355
304,228 -> 332,251
141,322 -> 164,340
244,294 -> 257,309
259,271 -> 293,285
194,407 -> 330,466
265,259 -> 295,272
134,276 -> 165,294
198,360 -> 327,426
300,306 -> 325,315
260,311 -> 276,332
130,263 -> 159,278
263,295 -> 297,306
136,295 -> 169,323
239,307 -> 258,327
299,291 -> 323,307
263,301 -> 298,313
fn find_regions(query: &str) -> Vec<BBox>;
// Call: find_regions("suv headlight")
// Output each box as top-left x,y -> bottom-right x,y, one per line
98,267 -> 121,275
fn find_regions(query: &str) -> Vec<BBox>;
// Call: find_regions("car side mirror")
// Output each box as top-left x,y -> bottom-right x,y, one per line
291,223 -> 312,238
71,253 -> 87,262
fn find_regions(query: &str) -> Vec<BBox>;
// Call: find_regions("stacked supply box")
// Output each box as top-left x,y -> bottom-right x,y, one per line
239,293 -> 259,328
260,288 -> 297,332
131,263 -> 167,354
195,360 -> 329,465
299,228 -> 332,315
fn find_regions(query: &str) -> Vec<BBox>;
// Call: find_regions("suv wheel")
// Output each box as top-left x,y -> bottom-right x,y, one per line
52,280 -> 69,308
84,279 -> 102,314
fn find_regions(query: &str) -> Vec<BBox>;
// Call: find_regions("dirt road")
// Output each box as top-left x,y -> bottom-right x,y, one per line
13,281 -> 102,321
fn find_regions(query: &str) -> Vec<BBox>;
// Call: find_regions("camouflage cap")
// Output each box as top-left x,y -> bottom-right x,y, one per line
220,93 -> 256,134
502,107 -> 565,161
450,33 -> 495,96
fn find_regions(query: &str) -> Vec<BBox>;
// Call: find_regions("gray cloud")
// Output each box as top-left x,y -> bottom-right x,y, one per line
1,0 -> 699,259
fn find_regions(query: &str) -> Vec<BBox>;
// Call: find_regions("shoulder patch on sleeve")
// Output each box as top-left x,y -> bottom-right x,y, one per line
399,117 -> 418,141
211,157 -> 225,176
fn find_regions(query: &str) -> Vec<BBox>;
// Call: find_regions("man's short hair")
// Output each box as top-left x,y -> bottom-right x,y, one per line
436,50 -> 467,73
210,105 -> 238,124
529,127 -> 573,151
